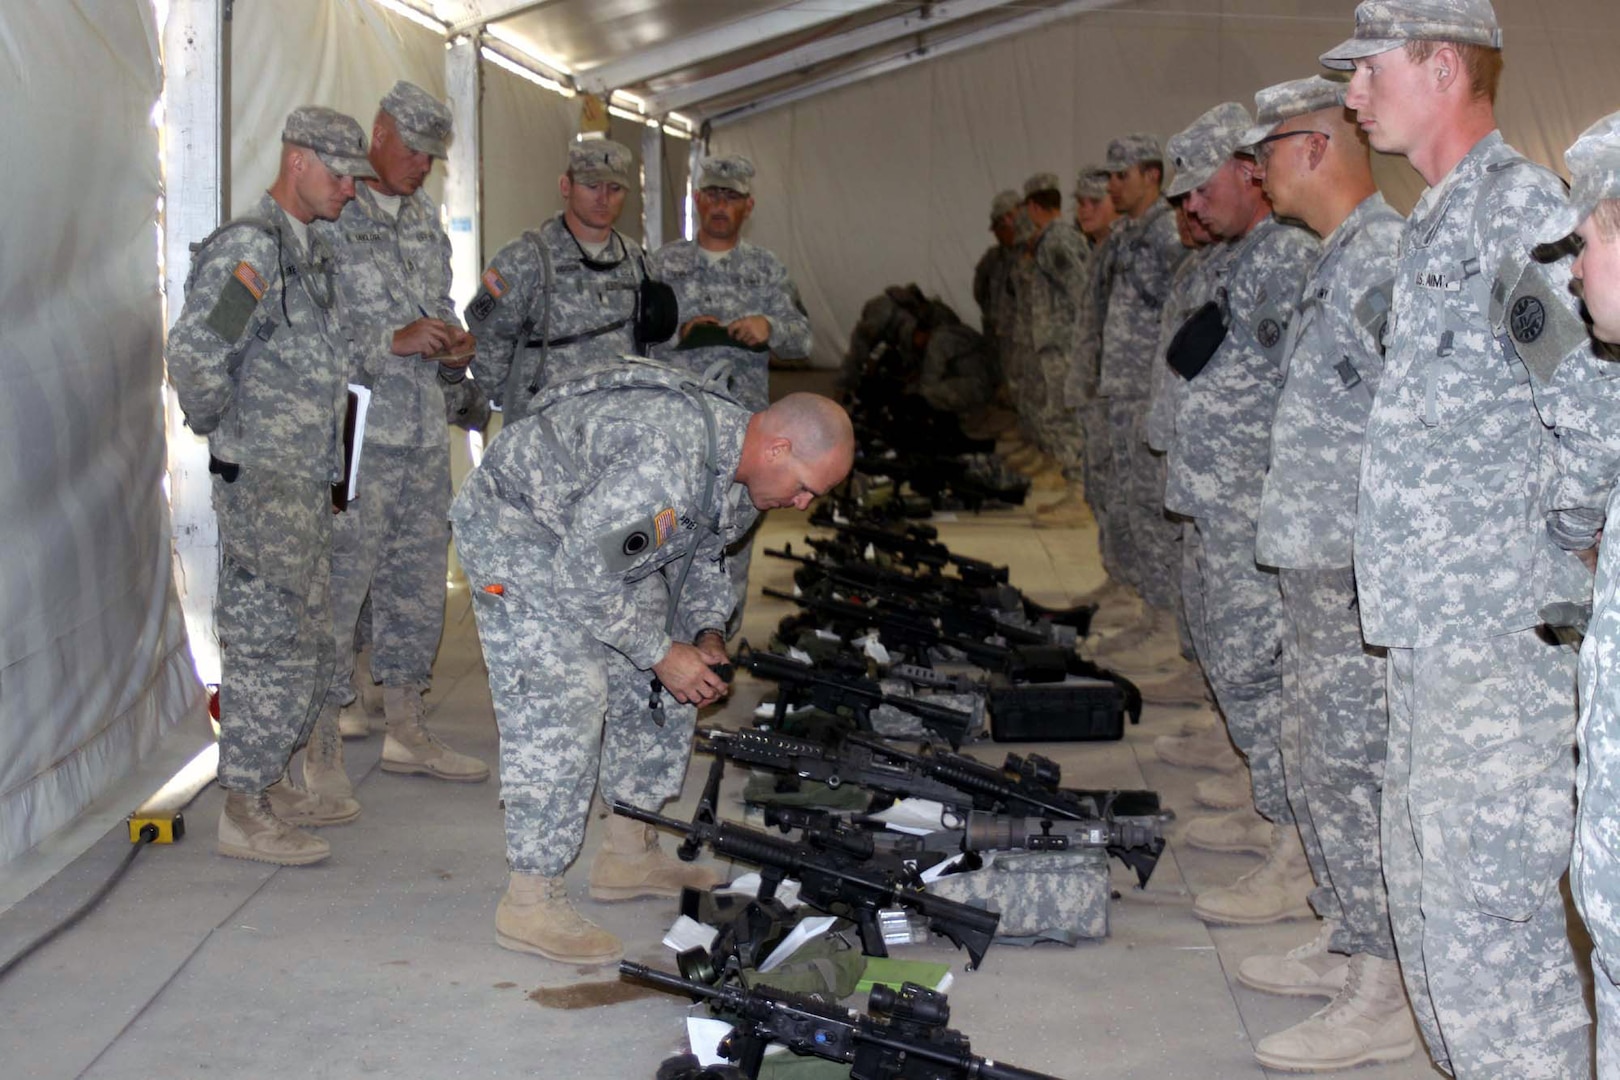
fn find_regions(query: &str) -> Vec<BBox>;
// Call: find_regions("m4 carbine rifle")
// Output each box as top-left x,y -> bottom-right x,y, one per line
622,962 -> 1066,1080
699,728 -> 1168,885
762,588 -> 1143,727
737,642 -> 977,748
610,797 -> 1000,969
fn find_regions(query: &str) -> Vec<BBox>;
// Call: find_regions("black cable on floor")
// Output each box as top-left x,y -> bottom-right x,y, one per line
0,823 -> 159,981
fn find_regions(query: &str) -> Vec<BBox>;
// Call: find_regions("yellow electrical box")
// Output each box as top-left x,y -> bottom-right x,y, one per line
128,812 -> 185,844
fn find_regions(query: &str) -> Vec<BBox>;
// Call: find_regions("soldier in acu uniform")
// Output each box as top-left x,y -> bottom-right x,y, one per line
1545,110 -> 1620,1080
465,140 -> 653,421
1325,1 -> 1620,1072
1015,173 -> 1088,491
1161,103 -> 1321,928
973,188 -> 1023,382
1237,75 -> 1416,1072
649,154 -> 812,635
1086,135 -> 1188,647
306,81 -> 489,805
1031,166 -> 1114,529
168,107 -> 376,865
450,373 -> 853,964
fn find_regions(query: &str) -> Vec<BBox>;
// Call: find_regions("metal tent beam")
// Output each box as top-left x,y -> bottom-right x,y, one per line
708,0 -> 1120,128
444,0 -> 560,36
645,0 -> 1018,116
162,0 -> 229,684
444,33 -> 483,314
574,0 -> 891,95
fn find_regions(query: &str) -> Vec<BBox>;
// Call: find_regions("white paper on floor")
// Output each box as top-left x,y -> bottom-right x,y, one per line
757,915 -> 839,972
663,914 -> 719,954
687,1017 -> 788,1067
869,798 -> 957,834
718,873 -> 803,908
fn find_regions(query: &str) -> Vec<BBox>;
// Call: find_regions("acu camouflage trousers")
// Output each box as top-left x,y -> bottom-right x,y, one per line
1123,408 -> 1180,612
1277,567 -> 1394,960
326,442 -> 451,702
214,468 -> 335,792
1185,514 -> 1292,825
469,578 -> 698,875
1383,630 -> 1588,1078
1576,523 -> 1620,1079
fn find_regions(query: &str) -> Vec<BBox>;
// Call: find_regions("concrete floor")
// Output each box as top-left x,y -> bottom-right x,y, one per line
0,476 -> 1478,1079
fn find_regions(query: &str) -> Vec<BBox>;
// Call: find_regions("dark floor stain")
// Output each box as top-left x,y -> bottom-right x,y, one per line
529,981 -> 660,1009
493,981 -> 518,990
382,960 -> 411,967
432,869 -> 453,880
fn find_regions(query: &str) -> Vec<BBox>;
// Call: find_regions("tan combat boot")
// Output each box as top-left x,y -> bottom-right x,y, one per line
496,872 -> 623,964
1072,577 -> 1136,609
1195,768 -> 1254,811
1183,808 -> 1274,856
1253,953 -> 1418,1071
1027,461 -> 1068,492
337,701 -> 370,739
1090,606 -> 1177,658
265,775 -> 361,826
302,704 -> 355,800
1154,722 -> 1244,772
217,790 -> 331,865
1032,485 -> 1093,528
1194,830 -> 1315,925
1139,664 -> 1212,708
1003,442 -> 1046,471
381,686 -> 490,782
589,815 -> 726,901
1238,920 -> 1350,998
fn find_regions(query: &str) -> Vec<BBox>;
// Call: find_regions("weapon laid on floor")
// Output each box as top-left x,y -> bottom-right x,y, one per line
703,727 -> 1156,817
773,556 -> 1086,647
610,798 -> 1000,970
737,641 -> 977,748
806,511 -> 1009,587
790,533 -> 1095,634
761,590 -> 1142,736
624,962 -> 1066,1080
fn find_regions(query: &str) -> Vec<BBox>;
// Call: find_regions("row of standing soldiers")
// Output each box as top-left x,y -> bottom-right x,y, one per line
967,1 -> 1620,1075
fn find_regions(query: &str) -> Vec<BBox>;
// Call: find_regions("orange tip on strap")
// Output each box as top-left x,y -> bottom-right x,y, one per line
482,583 -> 505,595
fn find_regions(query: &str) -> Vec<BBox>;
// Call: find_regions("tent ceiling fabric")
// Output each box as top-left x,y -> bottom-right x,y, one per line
418,0 -> 1620,123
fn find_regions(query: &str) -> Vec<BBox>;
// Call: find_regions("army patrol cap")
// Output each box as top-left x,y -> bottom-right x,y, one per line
1106,133 -> 1163,171
1023,172 -> 1061,198
1165,102 -> 1255,199
380,80 -> 453,158
1074,167 -> 1110,201
1238,76 -> 1349,150
1321,0 -> 1502,71
282,106 -> 378,179
697,154 -> 755,195
569,139 -> 634,186
990,188 -> 1022,221
1536,111 -> 1620,244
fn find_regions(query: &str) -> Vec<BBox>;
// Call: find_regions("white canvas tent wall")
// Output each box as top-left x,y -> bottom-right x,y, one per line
5,0 -> 1620,867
